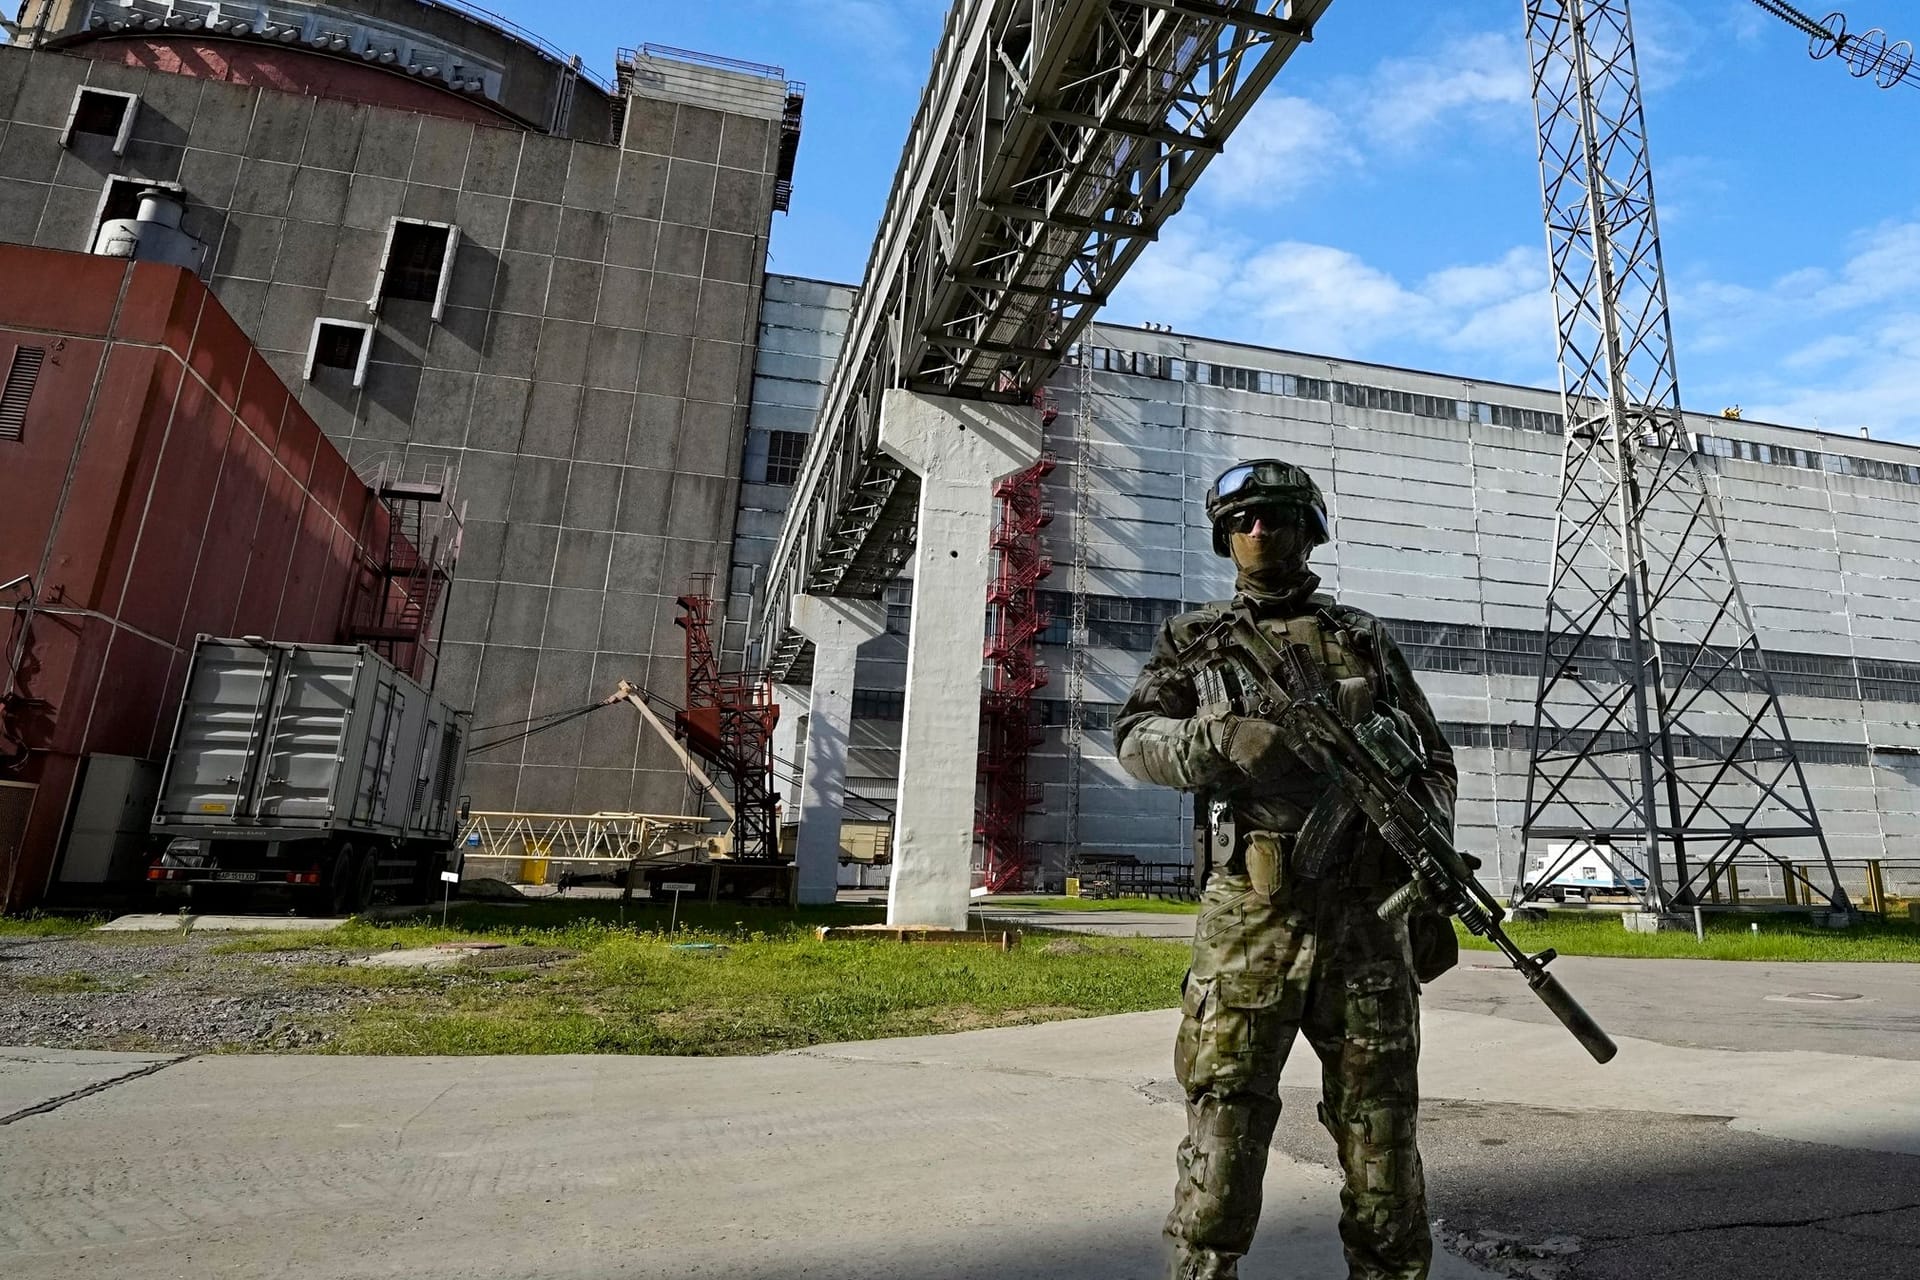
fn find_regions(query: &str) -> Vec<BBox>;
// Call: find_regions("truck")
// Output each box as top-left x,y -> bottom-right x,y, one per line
1521,840 -> 1648,902
147,637 -> 470,914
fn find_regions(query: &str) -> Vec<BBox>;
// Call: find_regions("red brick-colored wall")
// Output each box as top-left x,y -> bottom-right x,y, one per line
0,246 -> 381,907
85,37 -> 519,128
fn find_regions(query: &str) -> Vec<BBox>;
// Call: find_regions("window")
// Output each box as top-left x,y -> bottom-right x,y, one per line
304,319 -> 373,388
764,429 -> 808,485
87,176 -> 175,252
62,87 -> 138,155
883,582 -> 912,634
850,688 -> 905,720
1488,402 -> 1564,434
372,218 -> 460,321
1,346 -> 44,442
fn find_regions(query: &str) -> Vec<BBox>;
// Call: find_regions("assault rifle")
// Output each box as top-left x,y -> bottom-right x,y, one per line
1179,606 -> 1618,1065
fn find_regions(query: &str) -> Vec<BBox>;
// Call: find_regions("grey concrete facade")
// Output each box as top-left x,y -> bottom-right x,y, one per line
742,286 -> 1920,895
0,37 -> 788,817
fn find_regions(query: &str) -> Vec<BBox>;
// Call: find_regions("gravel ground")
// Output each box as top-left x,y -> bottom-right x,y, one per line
0,932 -> 418,1053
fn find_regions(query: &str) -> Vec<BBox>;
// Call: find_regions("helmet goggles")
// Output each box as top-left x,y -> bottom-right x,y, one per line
1204,458 -> 1329,555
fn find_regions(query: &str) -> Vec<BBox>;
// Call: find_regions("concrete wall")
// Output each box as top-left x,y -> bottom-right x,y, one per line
728,274 -> 853,660
1019,323 -> 1920,894
0,43 -> 786,817
738,283 -> 1920,896
14,0 -> 618,138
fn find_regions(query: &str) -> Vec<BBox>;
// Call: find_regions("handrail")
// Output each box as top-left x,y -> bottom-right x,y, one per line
635,41 -> 787,81
418,0 -> 615,92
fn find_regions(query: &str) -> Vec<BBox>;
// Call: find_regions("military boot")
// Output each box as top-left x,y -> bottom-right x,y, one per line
1170,1246 -> 1239,1280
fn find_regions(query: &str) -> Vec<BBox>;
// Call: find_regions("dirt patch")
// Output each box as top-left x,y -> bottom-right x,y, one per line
461,945 -> 575,970
0,932 -> 446,1053
1040,938 -> 1095,956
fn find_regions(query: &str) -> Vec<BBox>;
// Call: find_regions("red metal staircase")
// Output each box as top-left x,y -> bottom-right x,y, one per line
977,452 -> 1055,893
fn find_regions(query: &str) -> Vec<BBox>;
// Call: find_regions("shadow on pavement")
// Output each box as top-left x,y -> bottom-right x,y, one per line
1265,1085 -> 1920,1280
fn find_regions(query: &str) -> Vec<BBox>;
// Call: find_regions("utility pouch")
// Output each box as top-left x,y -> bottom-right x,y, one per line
1409,906 -> 1460,983
1244,829 -> 1288,899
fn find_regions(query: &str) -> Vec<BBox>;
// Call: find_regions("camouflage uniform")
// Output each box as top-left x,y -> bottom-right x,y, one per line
1115,577 -> 1458,1280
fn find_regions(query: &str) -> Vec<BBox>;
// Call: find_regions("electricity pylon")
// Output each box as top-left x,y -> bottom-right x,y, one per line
1516,0 -> 1853,918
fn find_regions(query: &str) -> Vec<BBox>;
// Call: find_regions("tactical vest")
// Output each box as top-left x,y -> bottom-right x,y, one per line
1197,598 -> 1409,891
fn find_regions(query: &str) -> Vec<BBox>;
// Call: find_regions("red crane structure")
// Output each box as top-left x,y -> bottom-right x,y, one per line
674,574 -> 781,863
977,452 -> 1056,893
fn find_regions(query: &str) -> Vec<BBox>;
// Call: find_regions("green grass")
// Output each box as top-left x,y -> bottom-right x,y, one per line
249,899 -> 1190,1055
987,895 -> 1199,915
1460,910 -> 1920,962
0,911 -> 104,938
16,972 -> 108,993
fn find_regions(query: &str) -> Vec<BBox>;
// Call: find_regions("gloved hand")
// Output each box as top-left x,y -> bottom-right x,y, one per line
1206,715 -> 1306,782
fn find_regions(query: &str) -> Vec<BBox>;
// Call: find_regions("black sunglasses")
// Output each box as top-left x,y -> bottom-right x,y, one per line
1223,505 -> 1300,535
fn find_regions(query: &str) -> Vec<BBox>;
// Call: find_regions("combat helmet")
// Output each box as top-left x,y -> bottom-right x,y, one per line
1204,458 -> 1329,556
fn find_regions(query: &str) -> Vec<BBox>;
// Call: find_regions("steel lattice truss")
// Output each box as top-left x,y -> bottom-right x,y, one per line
1517,0 -> 1850,915
755,0 -> 1330,681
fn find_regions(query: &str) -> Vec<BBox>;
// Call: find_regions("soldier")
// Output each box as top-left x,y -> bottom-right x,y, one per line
1114,459 -> 1460,1280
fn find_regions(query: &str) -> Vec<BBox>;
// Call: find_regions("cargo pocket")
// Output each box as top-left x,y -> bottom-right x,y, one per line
1214,970 -> 1287,1010
1346,962 -> 1415,1054
1181,968 -> 1287,1091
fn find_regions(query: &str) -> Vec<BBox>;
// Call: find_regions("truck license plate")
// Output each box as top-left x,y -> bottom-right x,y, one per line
213,871 -> 258,882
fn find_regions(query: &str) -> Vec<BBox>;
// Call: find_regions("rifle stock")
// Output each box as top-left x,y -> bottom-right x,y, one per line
1182,608 -> 1618,1065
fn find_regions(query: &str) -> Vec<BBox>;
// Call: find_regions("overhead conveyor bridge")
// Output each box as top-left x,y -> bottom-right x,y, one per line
754,0 -> 1332,681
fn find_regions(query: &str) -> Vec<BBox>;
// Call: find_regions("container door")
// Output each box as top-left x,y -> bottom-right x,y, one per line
256,647 -> 360,823
409,702 -> 445,835
352,673 -> 400,828
380,680 -> 430,831
156,642 -> 276,823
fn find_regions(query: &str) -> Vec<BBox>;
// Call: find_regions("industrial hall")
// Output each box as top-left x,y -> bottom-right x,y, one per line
0,0 -> 1915,940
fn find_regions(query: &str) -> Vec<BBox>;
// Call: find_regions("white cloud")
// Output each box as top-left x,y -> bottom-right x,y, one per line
1674,220 -> 1920,440
1204,95 -> 1359,206
1360,32 -> 1532,149
1110,226 -> 1554,379
1197,30 -> 1531,210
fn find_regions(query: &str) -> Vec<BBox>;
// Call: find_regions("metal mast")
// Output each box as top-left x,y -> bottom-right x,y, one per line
1517,0 -> 1852,917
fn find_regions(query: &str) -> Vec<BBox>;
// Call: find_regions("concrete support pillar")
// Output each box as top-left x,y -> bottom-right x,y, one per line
877,389 -> 1041,929
771,683 -> 808,816
789,596 -> 885,906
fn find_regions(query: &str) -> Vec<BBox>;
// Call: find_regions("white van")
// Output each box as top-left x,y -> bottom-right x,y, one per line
1522,841 -> 1647,901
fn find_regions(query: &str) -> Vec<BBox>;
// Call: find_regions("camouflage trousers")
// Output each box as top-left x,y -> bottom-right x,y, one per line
1168,870 -> 1430,1280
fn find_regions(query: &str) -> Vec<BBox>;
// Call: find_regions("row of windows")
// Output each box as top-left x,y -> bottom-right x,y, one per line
1440,723 -> 1876,766
1070,346 -> 1920,478
961,589 -> 1920,704
1066,344 -> 1567,434
846,692 -> 1884,766
1695,433 -> 1920,488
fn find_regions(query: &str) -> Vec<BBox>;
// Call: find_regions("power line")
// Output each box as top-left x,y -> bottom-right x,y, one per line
1750,2 -> 1920,88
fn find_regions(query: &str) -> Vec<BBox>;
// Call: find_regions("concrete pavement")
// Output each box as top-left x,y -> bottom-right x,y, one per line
6,974 -> 1920,1280
977,903 -> 1197,939
0,1017 -> 1499,1280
